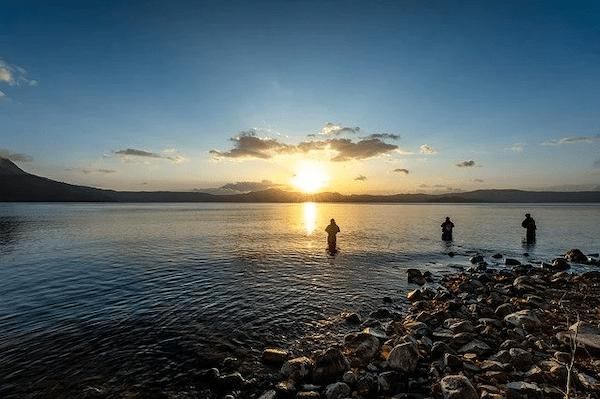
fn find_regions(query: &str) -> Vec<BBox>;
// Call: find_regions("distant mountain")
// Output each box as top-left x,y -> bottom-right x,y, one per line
1,158 -> 600,203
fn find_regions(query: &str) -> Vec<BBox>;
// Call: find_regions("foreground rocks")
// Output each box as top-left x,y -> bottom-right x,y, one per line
185,251 -> 600,398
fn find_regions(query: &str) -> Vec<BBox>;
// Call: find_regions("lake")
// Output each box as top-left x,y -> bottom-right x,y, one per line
0,202 -> 599,395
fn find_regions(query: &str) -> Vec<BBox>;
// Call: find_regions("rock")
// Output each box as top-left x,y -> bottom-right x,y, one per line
257,390 -> 277,399
281,357 -> 314,381
494,303 -> 515,318
370,308 -> 391,319
504,309 -> 542,329
469,255 -> 484,264
297,391 -> 321,398
377,371 -> 398,394
344,331 -> 381,364
565,248 -> 588,263
262,348 -> 288,364
575,371 -> 599,390
342,311 -> 361,324
431,341 -> 452,359
341,370 -> 357,386
407,268 -> 425,285
325,382 -> 350,399
439,375 -> 478,399
276,380 -> 296,395
551,257 -> 570,271
503,381 -> 542,396
312,348 -> 350,383
387,342 -> 420,373
403,321 -> 430,337
509,347 -> 533,370
406,289 -> 423,302
556,321 -> 600,350
504,258 -> 521,266
492,253 -> 503,259
458,339 -> 491,357
447,320 -> 475,333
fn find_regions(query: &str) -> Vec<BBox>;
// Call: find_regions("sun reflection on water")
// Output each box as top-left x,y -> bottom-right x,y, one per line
303,202 -> 317,235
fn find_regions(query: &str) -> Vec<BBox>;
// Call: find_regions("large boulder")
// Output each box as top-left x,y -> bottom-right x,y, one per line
565,248 -> 588,263
344,331 -> 381,364
312,348 -> 350,383
503,309 -> 542,329
281,356 -> 314,381
387,341 -> 419,373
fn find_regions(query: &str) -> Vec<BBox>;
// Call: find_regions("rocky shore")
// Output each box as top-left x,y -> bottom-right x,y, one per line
193,249 -> 600,399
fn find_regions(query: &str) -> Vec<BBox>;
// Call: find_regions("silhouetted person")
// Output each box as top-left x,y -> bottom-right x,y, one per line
441,216 -> 454,241
521,213 -> 536,243
325,218 -> 340,253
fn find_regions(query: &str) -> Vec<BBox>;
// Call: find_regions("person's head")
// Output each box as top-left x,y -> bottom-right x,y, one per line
525,213 -> 531,218
330,218 -> 335,224
446,217 -> 450,221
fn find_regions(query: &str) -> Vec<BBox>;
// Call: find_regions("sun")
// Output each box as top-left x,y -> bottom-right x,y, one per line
292,163 -> 329,193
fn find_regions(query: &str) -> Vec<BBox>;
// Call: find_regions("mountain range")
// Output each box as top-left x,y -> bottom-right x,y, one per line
1,157 -> 599,203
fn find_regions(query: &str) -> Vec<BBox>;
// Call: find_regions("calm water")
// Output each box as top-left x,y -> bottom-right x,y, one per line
1,202 -> 599,394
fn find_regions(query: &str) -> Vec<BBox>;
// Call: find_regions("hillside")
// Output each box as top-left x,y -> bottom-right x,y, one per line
1,158 -> 599,203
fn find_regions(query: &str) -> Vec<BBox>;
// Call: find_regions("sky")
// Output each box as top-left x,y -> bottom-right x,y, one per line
1,0 -> 599,195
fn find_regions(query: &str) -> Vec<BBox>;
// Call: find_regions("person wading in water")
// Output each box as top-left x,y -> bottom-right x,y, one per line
521,213 -> 537,244
325,218 -> 340,254
441,216 -> 454,241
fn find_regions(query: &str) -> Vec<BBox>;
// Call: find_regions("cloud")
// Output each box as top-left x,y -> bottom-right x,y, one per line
220,180 -> 281,193
506,143 -> 524,152
354,175 -> 367,181
115,149 -> 161,158
393,168 -> 409,174
472,178 -> 484,183
0,60 -> 36,87
320,122 -> 360,136
542,135 -> 600,145
420,144 -> 437,154
418,184 -> 453,192
210,129 -> 399,162
0,148 -> 34,162
80,167 -> 118,175
114,148 -> 187,164
166,155 -> 187,163
456,160 -> 475,167
366,133 -> 400,140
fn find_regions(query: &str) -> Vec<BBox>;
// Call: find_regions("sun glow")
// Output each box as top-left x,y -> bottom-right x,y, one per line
291,163 -> 329,193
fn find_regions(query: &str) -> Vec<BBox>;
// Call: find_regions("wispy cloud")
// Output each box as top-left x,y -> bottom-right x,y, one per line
420,144 -> 437,154
365,133 -> 400,140
542,135 -> 600,145
114,148 -> 187,163
319,122 -> 360,136
0,148 -> 33,162
393,168 -> 409,174
354,175 -> 367,181
77,167 -> 118,175
456,160 -> 475,167
115,149 -> 161,158
0,60 -> 37,95
210,127 -> 399,162
220,180 -> 282,193
506,143 -> 524,152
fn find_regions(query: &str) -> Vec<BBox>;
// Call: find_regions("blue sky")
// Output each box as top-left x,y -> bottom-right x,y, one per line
1,0 -> 599,194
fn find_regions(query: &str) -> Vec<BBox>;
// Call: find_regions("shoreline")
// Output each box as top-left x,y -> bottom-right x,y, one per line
1,250 -> 600,398
197,250 -> 600,399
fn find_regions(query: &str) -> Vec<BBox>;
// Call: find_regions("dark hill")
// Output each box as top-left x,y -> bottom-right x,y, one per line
1,158 -> 599,203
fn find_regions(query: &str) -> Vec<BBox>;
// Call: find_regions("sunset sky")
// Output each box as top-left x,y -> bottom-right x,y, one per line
1,1 -> 599,195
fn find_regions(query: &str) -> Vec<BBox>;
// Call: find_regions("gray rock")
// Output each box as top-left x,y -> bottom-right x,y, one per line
312,348 -> 350,383
448,320 -> 475,333
219,372 -> 246,387
458,339 -> 491,357
503,309 -> 542,329
325,382 -> 350,399
503,381 -> 542,395
281,356 -> 314,381
439,375 -> 478,399
557,321 -> 600,350
387,341 -> 419,372
504,258 -> 521,266
296,391 -> 321,398
257,390 -> 277,399
470,255 -> 484,264
344,331 -> 381,364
